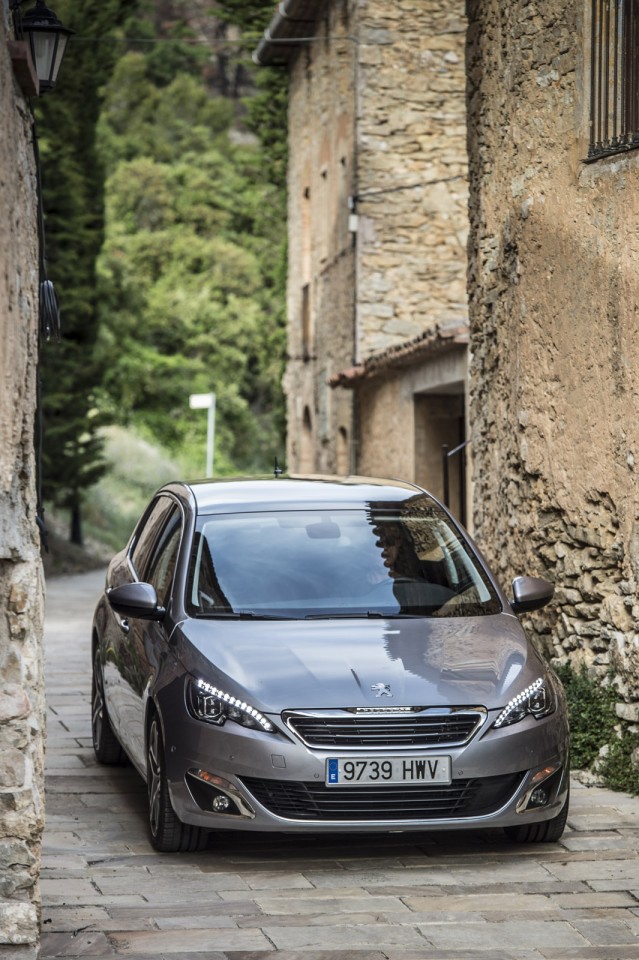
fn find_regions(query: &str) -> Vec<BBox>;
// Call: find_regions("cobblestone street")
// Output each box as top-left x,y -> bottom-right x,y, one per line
41,570 -> 639,960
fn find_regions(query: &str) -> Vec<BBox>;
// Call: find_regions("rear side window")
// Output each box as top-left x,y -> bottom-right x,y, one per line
130,496 -> 177,580
146,507 -> 182,608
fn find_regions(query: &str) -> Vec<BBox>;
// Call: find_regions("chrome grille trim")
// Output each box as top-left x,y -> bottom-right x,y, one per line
283,706 -> 487,750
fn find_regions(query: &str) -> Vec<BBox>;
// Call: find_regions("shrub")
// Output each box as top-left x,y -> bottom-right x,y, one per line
554,663 -> 639,795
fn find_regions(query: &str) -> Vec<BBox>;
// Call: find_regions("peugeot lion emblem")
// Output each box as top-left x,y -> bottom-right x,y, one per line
371,682 -> 393,698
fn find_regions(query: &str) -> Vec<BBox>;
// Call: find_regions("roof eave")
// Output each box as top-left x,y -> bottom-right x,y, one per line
253,0 -> 324,66
329,323 -> 470,390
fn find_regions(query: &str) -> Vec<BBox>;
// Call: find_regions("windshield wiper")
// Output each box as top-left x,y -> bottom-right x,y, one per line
305,611 -> 423,620
195,611 -> 297,621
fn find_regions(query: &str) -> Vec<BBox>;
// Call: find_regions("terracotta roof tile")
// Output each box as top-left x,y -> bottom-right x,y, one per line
329,322 -> 469,389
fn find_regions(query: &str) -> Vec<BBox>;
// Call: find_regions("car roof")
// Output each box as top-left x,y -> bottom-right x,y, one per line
170,475 -> 426,514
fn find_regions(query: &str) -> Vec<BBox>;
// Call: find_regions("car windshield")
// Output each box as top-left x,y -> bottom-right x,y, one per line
186,495 -> 502,619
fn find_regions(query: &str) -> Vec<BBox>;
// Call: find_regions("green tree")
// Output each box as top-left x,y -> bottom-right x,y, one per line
96,36 -> 287,473
37,0 -> 130,544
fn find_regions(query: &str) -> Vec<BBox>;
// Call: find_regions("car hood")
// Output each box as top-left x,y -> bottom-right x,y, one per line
176,613 -> 540,712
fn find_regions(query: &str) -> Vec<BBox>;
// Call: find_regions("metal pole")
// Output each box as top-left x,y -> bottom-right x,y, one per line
206,394 -> 216,477
442,444 -> 450,508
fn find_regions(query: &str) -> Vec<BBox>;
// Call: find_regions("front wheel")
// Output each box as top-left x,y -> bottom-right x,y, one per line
146,713 -> 207,852
504,789 -> 569,843
92,650 -> 124,764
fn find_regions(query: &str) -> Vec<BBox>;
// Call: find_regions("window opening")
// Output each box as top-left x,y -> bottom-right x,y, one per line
301,283 -> 312,359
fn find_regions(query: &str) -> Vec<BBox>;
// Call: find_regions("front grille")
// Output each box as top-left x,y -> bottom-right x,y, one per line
284,709 -> 485,749
240,773 -> 525,822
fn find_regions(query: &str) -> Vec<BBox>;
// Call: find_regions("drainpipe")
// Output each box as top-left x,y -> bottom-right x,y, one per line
351,0 -> 361,471
351,1 -> 361,368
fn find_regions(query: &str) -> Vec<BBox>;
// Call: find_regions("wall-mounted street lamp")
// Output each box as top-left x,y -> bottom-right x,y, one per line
9,0 -> 73,96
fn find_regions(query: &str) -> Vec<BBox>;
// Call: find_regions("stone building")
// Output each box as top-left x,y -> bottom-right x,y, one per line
466,0 -> 639,702
0,3 -> 46,955
255,0 -> 471,522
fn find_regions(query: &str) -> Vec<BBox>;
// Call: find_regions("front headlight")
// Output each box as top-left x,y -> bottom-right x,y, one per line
186,677 -> 276,733
493,677 -> 556,729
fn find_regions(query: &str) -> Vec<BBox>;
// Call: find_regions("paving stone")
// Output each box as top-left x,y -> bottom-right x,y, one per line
263,922 -> 430,949
42,895 -> 149,907
253,894 -> 411,916
374,880 -> 590,896
40,879 -> 101,898
568,918 -> 639,944
418,920 -> 589,950
39,931 -> 116,957
108,928 -> 273,953
382,952 -> 519,960
303,867 -> 459,887
539,948 -> 639,959
560,834 -> 638,852
244,872 -> 315,890
41,905 -> 112,932
552,891 -> 638,909
94,874 -> 245,897
568,815 -> 639,831
545,860 -> 639,883
403,893 -> 554,913
220,953 -> 386,960
154,915 -> 238,929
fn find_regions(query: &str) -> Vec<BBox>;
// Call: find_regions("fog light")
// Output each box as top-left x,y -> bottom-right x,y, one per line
529,787 -> 549,808
185,769 -> 256,819
515,763 -> 562,814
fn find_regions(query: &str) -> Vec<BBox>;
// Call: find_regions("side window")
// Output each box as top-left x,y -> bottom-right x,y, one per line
130,496 -> 177,580
146,508 -> 182,608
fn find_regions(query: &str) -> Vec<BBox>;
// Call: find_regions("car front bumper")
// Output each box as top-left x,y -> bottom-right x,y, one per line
161,705 -> 570,834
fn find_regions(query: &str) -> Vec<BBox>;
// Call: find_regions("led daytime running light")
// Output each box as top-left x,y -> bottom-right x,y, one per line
195,679 -> 275,732
494,677 -> 547,728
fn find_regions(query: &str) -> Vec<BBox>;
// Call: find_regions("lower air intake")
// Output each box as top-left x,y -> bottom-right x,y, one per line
240,773 -> 525,821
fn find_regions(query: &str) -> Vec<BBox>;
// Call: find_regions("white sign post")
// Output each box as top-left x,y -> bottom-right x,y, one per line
189,392 -> 216,478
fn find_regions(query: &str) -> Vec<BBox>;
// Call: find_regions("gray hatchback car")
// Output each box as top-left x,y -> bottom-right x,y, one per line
91,476 -> 569,851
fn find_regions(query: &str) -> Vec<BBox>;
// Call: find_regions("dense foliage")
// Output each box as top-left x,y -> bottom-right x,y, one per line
38,0 -> 288,542
96,0 -> 288,476
555,664 -> 639,794
37,0 -> 130,543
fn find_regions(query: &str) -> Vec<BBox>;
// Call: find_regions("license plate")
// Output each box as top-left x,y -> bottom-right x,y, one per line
325,756 -> 451,787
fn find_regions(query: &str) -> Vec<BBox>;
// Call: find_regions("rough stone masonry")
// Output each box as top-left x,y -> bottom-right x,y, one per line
0,6 -> 46,957
466,0 -> 639,720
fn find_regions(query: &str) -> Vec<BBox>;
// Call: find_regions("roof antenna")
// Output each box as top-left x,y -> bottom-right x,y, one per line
274,457 -> 283,478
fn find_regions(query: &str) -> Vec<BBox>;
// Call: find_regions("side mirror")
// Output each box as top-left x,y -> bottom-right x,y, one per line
107,582 -> 164,621
510,576 -> 554,615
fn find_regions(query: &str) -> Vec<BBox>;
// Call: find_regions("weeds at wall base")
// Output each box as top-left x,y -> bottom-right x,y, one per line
554,663 -> 639,796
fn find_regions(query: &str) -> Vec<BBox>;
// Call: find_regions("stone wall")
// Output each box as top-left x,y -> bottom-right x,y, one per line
355,0 -> 468,357
285,0 -> 468,478
285,0 -> 356,473
466,0 -> 639,706
0,5 -> 46,956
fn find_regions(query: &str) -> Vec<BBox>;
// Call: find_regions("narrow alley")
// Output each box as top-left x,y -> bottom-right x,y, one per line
40,570 -> 639,959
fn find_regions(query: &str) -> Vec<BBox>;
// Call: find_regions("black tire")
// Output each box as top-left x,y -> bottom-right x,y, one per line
504,789 -> 569,843
92,650 -> 124,764
146,713 -> 208,853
